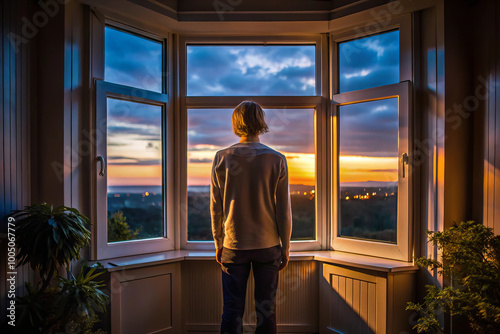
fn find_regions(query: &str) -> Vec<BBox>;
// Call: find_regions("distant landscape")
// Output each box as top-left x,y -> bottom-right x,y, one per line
107,186 -> 163,242
187,184 -> 316,241
339,184 -> 397,242
106,183 -> 397,243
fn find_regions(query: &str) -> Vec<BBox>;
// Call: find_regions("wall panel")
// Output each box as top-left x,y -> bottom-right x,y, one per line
182,260 -> 319,333
110,263 -> 181,334
320,263 -> 416,334
0,0 -> 36,323
477,0 -> 500,234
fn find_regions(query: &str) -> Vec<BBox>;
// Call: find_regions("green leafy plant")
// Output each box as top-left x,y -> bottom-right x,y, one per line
407,221 -> 500,334
13,203 -> 91,292
57,267 -> 109,319
108,211 -> 141,242
11,203 -> 108,333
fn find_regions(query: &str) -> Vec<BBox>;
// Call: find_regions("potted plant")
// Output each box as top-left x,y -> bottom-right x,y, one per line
407,221 -> 500,334
10,203 -> 108,333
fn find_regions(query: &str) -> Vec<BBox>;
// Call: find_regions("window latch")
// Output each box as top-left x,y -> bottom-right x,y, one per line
97,156 -> 105,177
402,153 -> 409,178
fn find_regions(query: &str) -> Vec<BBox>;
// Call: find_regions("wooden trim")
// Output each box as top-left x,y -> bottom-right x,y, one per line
185,96 -> 322,108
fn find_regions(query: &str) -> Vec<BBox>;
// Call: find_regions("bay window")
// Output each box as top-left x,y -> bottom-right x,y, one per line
91,15 -> 413,261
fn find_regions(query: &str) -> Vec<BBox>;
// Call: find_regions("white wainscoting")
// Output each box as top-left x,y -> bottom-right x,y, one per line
181,260 -> 319,333
110,262 -> 182,334
319,263 -> 416,334
107,254 -> 416,334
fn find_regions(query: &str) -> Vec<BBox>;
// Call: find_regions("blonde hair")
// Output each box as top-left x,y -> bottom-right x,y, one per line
232,101 -> 269,137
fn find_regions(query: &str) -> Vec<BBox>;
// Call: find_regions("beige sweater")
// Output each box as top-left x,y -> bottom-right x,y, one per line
210,142 -> 292,253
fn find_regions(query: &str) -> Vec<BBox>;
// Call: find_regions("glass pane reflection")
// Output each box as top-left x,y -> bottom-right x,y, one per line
106,98 -> 163,242
339,98 -> 399,242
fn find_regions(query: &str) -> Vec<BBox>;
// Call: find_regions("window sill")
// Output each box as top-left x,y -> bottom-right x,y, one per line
98,250 -> 417,273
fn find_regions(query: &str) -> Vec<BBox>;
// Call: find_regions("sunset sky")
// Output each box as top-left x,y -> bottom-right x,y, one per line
104,27 -> 399,187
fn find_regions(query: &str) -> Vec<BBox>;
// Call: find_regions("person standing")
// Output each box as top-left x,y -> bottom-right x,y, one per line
210,100 -> 293,334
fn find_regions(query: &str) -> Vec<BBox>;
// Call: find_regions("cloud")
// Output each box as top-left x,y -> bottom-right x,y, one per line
105,27 -> 163,92
348,168 -> 398,173
106,29 -> 400,163
106,99 -> 162,145
338,30 -> 399,93
108,155 -> 161,166
189,158 -> 213,164
187,108 -> 315,154
339,98 -> 399,157
186,45 -> 315,96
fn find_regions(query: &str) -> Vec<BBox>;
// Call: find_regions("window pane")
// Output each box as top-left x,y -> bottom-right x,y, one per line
105,26 -> 163,93
338,30 -> 399,93
187,45 -> 316,96
339,98 -> 398,242
187,108 -> 315,241
106,98 -> 163,242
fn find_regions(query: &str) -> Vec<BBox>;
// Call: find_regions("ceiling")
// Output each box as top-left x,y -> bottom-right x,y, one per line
125,0 -> 393,22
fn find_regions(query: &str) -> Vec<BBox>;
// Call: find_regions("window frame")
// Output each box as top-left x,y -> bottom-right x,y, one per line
92,20 -> 175,260
329,14 -> 413,261
177,35 -> 329,251
89,13 -> 413,259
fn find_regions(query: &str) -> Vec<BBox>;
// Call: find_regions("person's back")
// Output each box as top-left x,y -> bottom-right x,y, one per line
212,142 -> 290,251
210,101 -> 292,334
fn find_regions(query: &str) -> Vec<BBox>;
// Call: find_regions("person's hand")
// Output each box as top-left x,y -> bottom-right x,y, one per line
279,252 -> 289,271
216,247 -> 223,265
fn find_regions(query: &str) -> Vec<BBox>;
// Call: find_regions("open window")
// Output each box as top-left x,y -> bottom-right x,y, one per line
330,16 -> 413,261
93,24 -> 173,260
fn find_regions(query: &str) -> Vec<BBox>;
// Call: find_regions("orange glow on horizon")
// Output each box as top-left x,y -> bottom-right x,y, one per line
108,165 -> 162,186
339,155 -> 398,183
108,154 -> 398,187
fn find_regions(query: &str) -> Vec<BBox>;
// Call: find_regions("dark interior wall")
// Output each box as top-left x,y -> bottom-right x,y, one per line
0,0 -> 37,322
441,0 -> 500,233
32,0 -> 67,206
0,0 -> 90,323
474,0 -> 500,234
442,0 -> 475,229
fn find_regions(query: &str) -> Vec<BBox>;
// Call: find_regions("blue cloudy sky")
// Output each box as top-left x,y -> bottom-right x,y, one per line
105,27 -> 163,92
339,30 -> 399,92
187,45 -> 315,96
104,26 -> 400,186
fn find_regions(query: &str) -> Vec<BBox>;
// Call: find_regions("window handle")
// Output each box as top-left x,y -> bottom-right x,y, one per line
402,153 -> 409,178
97,156 -> 105,177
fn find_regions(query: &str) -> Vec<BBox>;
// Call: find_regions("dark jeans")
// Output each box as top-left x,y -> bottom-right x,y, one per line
220,245 -> 282,334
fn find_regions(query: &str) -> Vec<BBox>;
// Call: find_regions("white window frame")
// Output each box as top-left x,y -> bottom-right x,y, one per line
330,15 -> 413,261
177,35 -> 329,251
92,21 -> 175,260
